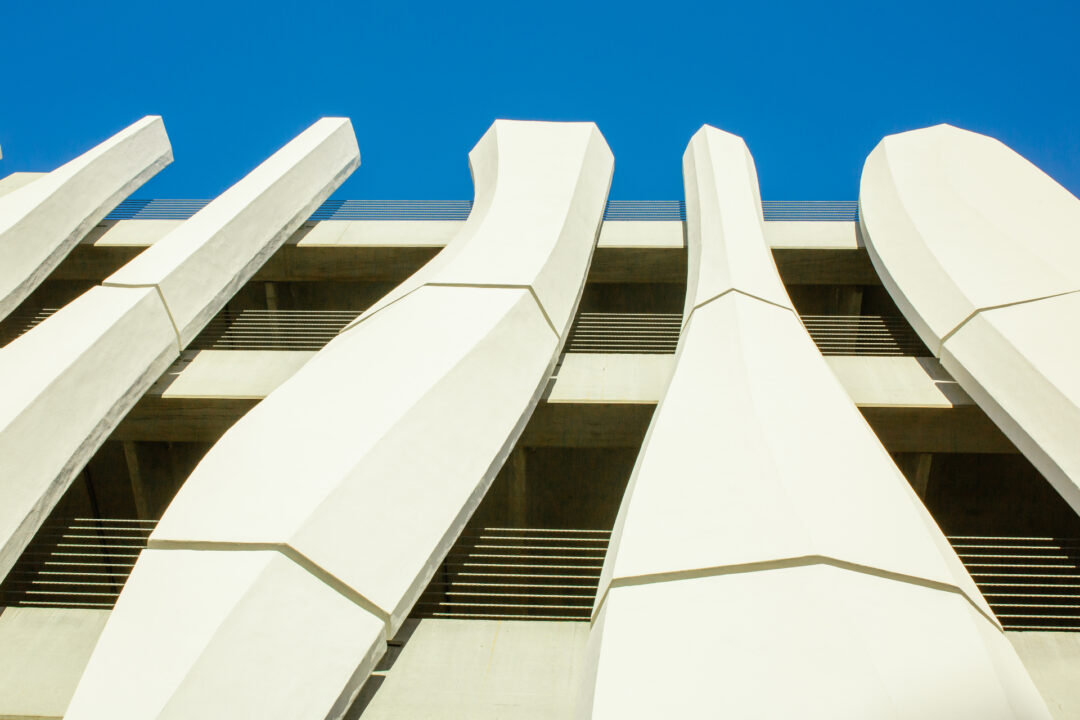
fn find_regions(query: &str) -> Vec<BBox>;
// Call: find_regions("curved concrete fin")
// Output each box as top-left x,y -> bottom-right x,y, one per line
859,124 -> 1080,514
65,120 -> 613,720
0,116 -> 173,320
578,125 -> 1050,719
0,118 -> 360,584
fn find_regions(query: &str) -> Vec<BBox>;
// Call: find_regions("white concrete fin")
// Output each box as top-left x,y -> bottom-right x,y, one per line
681,125 -> 792,317
0,117 -> 172,320
859,124 -> 1080,516
578,125 -> 1050,719
341,120 -> 612,338
104,117 -> 360,346
69,120 -> 613,720
65,550 -> 386,720
0,119 -> 359,588
0,286 -> 179,581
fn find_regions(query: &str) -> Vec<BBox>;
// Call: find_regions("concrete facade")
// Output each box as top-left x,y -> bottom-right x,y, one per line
0,117 -> 1077,719
0,117 -> 172,321
0,118 -> 359,582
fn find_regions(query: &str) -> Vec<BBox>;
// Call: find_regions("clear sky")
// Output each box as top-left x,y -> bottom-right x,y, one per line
1,1 -> 1077,202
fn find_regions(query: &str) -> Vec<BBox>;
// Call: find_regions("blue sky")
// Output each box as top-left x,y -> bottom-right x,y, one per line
1,1 -> 1077,201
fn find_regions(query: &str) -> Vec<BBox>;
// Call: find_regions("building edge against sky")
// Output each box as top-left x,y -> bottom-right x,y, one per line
0,117 -> 1077,719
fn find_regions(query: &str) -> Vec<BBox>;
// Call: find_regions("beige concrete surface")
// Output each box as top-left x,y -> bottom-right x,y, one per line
0,172 -> 47,198
359,619 -> 589,719
0,607 -> 110,719
1008,632 -> 1080,720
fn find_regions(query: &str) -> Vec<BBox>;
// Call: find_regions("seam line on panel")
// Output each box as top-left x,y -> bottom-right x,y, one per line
938,288 -> 1080,347
147,539 -> 392,628
102,281 -> 183,350
337,285 -> 424,336
684,287 -> 795,327
591,554 -> 1001,630
425,282 -> 560,337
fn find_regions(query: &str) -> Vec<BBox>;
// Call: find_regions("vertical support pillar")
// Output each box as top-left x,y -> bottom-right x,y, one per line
506,447 -> 529,528
0,117 -> 172,320
0,118 -> 360,582
122,442 -> 150,521
578,125 -> 1050,719
66,120 -> 614,720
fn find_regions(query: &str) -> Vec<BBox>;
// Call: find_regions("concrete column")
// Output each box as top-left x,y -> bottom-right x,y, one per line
0,118 -> 360,582
121,442 -> 150,521
860,124 -> 1080,515
0,117 -> 172,320
65,120 -> 613,720
505,447 -> 529,527
578,126 -> 1050,719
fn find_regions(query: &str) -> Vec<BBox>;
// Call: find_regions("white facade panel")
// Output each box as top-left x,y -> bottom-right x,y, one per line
0,117 -> 172,320
579,125 -> 1049,719
67,120 -> 614,720
859,124 -> 1080,515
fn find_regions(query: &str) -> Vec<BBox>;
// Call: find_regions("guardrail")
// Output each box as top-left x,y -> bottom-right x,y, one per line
190,309 -> 358,351
801,315 -> 928,356
3,309 -> 929,358
950,536 -> 1080,631
102,200 -> 859,222
412,527 -> 610,621
0,518 -> 154,608
566,312 -> 682,354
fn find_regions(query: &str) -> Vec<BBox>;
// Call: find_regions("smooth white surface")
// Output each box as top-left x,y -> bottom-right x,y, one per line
76,120 -> 612,720
590,567 -> 1047,719
860,124 -> 1080,348
681,125 -> 790,314
105,118 -> 360,346
580,125 -> 1048,719
0,117 -> 172,320
66,550 -> 385,720
0,286 -> 178,580
859,124 -> 1080,514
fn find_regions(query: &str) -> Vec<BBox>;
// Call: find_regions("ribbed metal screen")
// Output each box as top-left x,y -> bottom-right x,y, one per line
411,528 -> 609,621
0,518 -> 153,608
950,536 -> 1080,631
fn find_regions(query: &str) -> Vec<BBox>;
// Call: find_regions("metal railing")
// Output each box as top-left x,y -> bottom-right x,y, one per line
103,199 -> 859,222
412,527 -> 610,621
0,518 -> 155,608
801,315 -> 929,356
0,308 -> 58,347
566,312 -> 682,354
761,201 -> 858,221
3,309 -> 930,358
949,536 -> 1080,631
190,309 -> 358,351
